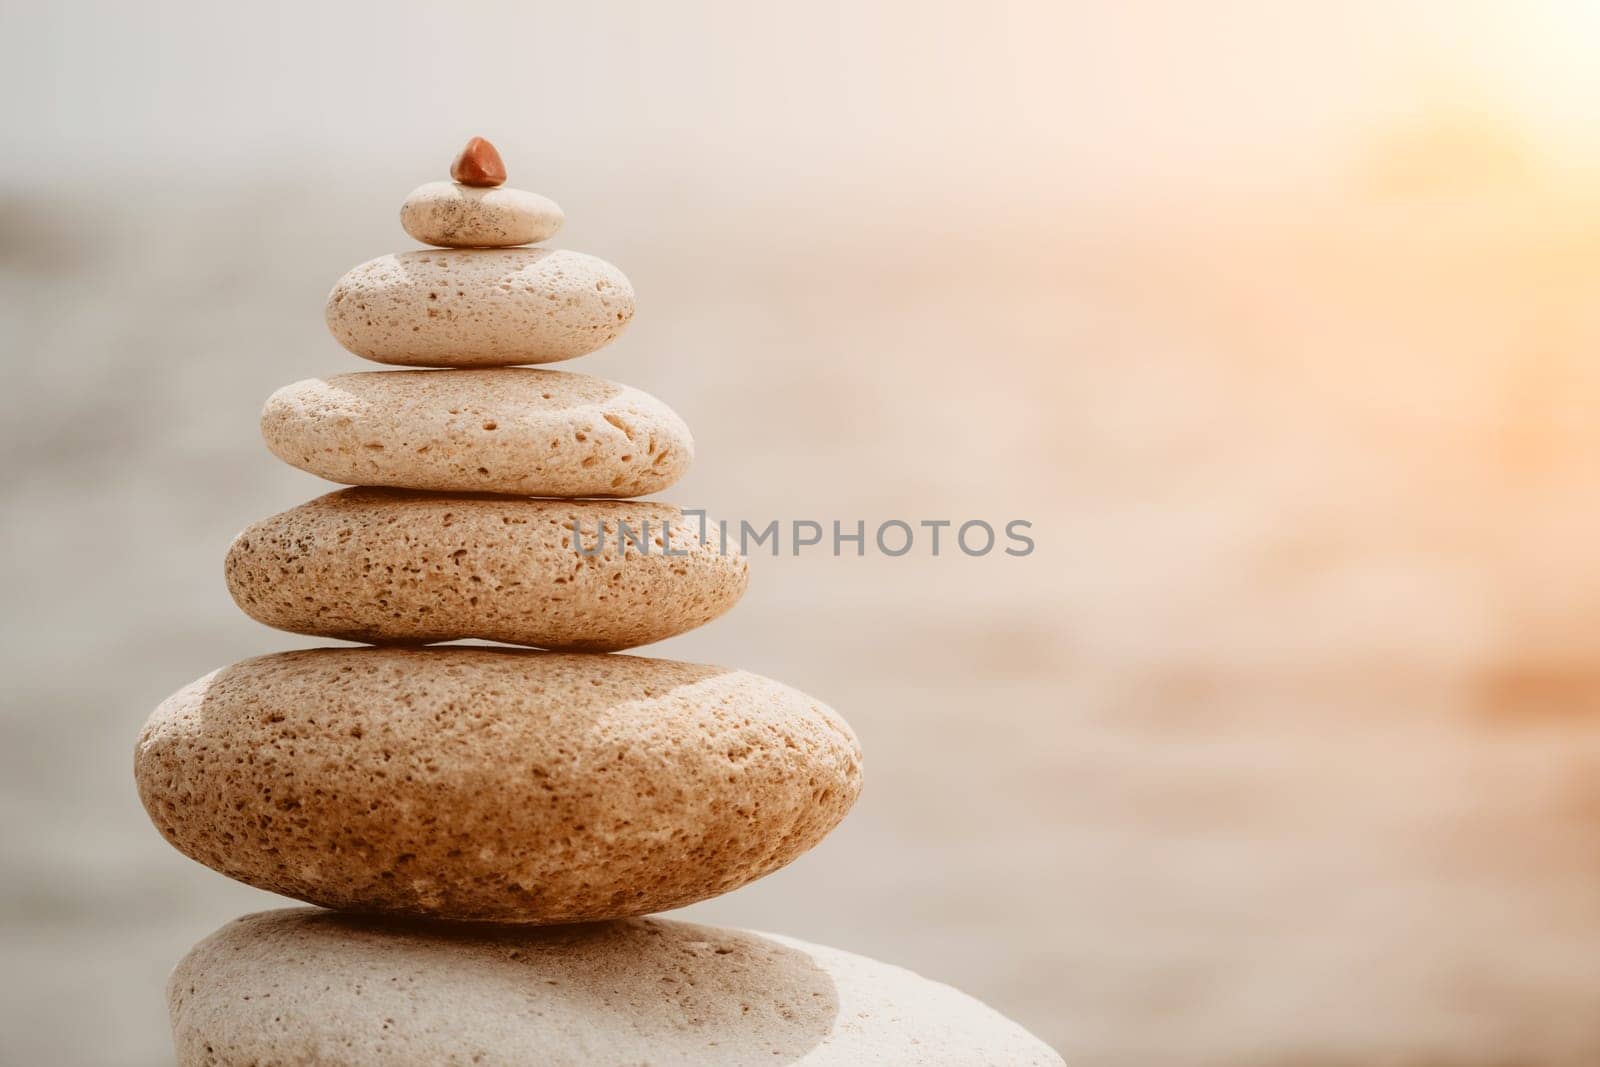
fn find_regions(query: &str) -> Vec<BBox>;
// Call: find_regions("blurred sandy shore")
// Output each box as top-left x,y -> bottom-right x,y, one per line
3,176 -> 1599,1065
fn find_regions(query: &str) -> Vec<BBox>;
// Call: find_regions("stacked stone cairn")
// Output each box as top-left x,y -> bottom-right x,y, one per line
135,138 -> 1062,1065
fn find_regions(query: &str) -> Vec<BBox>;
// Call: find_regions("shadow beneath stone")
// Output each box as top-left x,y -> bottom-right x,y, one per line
172,908 -> 839,1065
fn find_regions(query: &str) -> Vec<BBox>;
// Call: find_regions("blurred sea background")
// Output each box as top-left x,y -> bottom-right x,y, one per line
3,2 -> 1600,1064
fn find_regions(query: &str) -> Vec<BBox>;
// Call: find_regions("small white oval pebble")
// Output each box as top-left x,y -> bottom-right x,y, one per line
400,181 -> 564,248
325,248 -> 635,367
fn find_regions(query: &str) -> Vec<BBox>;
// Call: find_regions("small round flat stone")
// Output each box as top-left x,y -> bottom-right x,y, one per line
224,488 -> 746,651
136,648 -> 862,923
400,181 -> 564,248
326,249 -> 634,367
166,910 -> 1062,1065
261,368 -> 693,497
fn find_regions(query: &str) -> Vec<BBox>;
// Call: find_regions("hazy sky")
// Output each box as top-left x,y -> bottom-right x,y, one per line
3,1 -> 1597,188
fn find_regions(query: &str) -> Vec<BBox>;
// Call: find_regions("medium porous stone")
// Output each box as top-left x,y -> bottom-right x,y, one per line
400,181 -> 564,248
261,368 -> 693,497
326,249 -> 634,367
136,648 -> 862,923
166,910 -> 1062,1066
224,488 -> 746,651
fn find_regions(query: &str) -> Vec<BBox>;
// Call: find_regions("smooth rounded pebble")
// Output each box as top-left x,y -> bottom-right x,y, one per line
137,648 -> 862,922
167,909 -> 1062,1066
326,249 -> 634,367
400,181 -> 564,248
261,368 -> 694,497
224,488 -> 746,651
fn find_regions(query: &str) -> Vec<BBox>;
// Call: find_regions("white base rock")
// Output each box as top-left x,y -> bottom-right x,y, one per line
168,909 -> 1063,1065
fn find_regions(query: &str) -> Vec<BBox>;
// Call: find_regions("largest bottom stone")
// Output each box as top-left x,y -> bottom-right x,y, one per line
135,647 -> 861,922
169,909 -> 1064,1065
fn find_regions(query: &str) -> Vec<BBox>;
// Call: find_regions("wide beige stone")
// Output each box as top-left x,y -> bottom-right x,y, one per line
224,489 -> 745,652
167,910 -> 1062,1066
261,368 -> 693,497
136,648 -> 862,923
326,249 -> 633,367
400,181 -> 564,248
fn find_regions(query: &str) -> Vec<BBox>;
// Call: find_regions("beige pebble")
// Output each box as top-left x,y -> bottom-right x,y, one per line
136,648 -> 862,923
261,368 -> 693,497
326,249 -> 634,367
400,181 -> 564,248
224,489 -> 746,651
166,909 -> 1062,1066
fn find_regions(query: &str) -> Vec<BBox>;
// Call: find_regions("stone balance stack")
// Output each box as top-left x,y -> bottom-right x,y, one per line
135,138 -> 1061,1065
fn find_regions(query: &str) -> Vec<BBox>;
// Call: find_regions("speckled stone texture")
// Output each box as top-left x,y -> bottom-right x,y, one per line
168,909 -> 1063,1066
261,368 -> 693,497
400,181 -> 564,248
135,648 -> 863,923
223,488 -> 746,651
326,249 -> 634,367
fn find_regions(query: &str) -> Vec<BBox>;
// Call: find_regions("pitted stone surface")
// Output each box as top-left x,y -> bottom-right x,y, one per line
261,368 -> 693,497
136,648 -> 862,923
167,909 -> 1063,1065
326,249 -> 633,367
400,181 -> 563,248
224,488 -> 745,652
